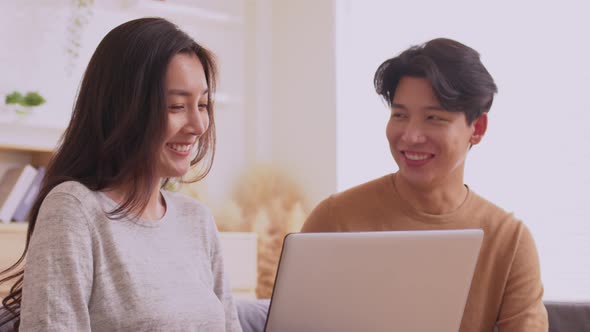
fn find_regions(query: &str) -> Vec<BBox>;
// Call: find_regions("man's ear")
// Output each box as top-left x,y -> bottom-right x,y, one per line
470,113 -> 488,145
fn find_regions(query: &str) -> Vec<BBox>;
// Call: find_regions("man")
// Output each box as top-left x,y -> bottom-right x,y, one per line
301,38 -> 548,331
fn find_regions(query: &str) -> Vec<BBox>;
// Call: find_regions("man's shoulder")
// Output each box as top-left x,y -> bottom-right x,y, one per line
469,190 -> 525,234
332,174 -> 393,203
302,175 -> 395,232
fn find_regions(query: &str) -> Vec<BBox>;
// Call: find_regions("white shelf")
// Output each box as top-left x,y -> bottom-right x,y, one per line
0,222 -> 28,232
0,117 -> 63,151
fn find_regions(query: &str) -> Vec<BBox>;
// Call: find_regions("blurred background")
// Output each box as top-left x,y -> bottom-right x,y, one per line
0,0 -> 588,301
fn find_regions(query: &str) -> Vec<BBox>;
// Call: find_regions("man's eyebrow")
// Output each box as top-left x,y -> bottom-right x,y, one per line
424,105 -> 445,111
391,103 -> 445,111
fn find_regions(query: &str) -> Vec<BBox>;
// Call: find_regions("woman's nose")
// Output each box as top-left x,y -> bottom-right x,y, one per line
187,107 -> 209,136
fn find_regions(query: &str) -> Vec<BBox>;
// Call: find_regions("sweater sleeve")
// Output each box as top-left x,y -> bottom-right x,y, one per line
208,215 -> 243,332
496,224 -> 548,331
20,192 -> 94,332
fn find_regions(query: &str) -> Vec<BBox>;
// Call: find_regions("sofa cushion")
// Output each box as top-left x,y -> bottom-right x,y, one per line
235,299 -> 590,332
236,298 -> 270,332
545,301 -> 590,332
0,317 -> 15,332
3,299 -> 589,331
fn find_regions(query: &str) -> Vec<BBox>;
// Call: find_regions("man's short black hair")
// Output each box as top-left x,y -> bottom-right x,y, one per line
374,38 -> 498,124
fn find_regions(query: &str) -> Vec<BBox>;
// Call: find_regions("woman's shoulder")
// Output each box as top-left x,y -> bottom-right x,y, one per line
163,189 -> 213,217
49,180 -> 94,199
163,190 -> 218,238
43,181 -> 103,217
35,181 -> 102,235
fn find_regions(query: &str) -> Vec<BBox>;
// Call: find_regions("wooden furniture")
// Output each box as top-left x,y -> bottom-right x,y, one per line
0,223 -> 27,298
0,122 -> 59,298
0,120 -> 61,178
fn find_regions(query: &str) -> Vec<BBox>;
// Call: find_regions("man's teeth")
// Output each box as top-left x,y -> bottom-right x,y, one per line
405,152 -> 430,160
169,144 -> 191,152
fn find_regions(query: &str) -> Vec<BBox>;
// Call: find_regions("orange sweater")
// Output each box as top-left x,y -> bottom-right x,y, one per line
301,174 -> 548,332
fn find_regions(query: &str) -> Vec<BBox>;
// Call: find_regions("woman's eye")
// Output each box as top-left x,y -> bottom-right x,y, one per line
198,103 -> 209,109
170,105 -> 184,110
392,112 -> 405,118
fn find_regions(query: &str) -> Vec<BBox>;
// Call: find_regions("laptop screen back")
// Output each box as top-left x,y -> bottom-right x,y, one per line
264,229 -> 483,332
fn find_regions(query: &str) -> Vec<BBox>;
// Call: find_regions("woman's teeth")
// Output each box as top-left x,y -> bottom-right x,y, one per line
168,144 -> 191,152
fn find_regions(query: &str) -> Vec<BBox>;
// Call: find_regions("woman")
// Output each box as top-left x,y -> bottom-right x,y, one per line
0,18 -> 242,331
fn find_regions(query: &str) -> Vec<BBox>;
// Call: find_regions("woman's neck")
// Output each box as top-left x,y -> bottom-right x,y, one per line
104,181 -> 166,221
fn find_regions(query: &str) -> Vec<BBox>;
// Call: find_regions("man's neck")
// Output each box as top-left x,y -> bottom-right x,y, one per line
394,174 -> 468,215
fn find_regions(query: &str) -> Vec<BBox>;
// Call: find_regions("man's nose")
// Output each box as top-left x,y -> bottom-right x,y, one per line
401,120 -> 427,144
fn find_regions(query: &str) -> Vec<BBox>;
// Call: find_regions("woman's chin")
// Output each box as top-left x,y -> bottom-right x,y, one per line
160,165 -> 191,179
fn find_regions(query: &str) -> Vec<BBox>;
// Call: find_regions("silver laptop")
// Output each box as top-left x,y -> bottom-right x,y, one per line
264,229 -> 483,332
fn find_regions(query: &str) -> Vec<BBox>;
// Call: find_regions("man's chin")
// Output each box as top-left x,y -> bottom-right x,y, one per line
397,171 -> 436,188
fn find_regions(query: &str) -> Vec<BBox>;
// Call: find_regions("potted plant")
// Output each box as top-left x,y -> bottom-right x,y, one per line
5,91 -> 46,115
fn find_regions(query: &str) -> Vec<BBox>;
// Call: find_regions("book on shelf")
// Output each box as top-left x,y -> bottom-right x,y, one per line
0,164 -> 38,223
12,166 -> 46,222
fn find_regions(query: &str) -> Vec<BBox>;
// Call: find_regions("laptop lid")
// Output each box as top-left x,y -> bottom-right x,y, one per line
264,229 -> 483,332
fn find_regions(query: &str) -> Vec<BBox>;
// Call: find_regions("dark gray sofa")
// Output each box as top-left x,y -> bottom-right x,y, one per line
1,300 -> 588,331
235,299 -> 590,332
544,301 -> 590,332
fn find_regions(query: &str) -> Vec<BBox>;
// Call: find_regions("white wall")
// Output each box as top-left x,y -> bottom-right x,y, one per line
241,0 -> 339,208
0,0 -> 339,212
0,1 -> 76,128
0,0 -> 250,208
336,0 -> 590,301
268,0 -> 338,206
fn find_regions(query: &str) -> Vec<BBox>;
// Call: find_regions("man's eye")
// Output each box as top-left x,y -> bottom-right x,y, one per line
392,112 -> 405,118
198,103 -> 209,109
427,115 -> 444,121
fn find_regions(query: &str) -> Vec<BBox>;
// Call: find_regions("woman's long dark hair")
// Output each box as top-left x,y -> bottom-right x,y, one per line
0,17 -> 218,329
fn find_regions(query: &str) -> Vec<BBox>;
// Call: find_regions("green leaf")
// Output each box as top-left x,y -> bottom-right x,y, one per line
5,91 -> 23,104
20,92 -> 46,106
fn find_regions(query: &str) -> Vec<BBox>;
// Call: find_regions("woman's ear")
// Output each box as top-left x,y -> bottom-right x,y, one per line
470,113 -> 488,145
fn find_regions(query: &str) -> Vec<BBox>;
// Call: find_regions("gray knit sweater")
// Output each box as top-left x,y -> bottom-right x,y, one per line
20,181 -> 242,332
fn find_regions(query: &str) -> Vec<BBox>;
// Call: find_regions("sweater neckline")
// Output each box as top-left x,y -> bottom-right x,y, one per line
97,190 -> 173,228
387,173 -> 474,224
